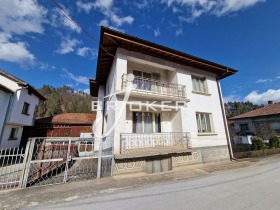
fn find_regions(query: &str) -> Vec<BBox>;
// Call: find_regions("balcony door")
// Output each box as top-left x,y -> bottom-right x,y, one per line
133,112 -> 161,133
133,70 -> 160,91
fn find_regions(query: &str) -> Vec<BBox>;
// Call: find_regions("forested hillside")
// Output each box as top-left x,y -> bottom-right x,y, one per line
35,85 -> 93,118
225,101 -> 262,119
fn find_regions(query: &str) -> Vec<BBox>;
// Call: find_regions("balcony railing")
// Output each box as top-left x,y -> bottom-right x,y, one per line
120,132 -> 191,155
122,74 -> 186,98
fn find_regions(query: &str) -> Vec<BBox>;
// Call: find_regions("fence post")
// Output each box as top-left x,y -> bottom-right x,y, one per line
97,137 -> 104,179
63,138 -> 72,183
19,138 -> 35,188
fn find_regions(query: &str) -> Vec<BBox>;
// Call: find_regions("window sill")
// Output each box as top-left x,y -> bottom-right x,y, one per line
192,91 -> 211,96
21,113 -> 30,116
197,133 -> 218,136
8,138 -> 18,141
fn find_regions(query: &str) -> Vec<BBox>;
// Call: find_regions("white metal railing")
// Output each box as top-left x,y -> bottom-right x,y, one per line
122,74 -> 187,98
120,132 -> 191,154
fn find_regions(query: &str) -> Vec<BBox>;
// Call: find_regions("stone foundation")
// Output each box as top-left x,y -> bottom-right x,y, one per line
113,146 -> 230,175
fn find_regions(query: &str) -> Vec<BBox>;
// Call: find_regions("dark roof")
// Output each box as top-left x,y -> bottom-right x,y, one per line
230,103 -> 280,120
36,113 -> 96,124
0,84 -> 13,94
91,26 -> 238,96
0,69 -> 46,100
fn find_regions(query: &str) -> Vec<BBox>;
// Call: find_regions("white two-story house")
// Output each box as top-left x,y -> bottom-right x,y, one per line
0,70 -> 46,148
90,27 -> 237,174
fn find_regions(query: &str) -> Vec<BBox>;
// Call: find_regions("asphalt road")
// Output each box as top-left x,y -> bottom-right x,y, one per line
32,160 -> 280,210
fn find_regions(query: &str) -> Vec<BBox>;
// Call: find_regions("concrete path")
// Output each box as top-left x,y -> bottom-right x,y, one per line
1,154 -> 280,209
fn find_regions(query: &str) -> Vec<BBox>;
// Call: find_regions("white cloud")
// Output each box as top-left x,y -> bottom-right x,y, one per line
276,76 -> 280,79
0,0 -> 48,64
62,69 -> 89,85
50,8 -> 81,33
76,47 -> 98,58
244,89 -> 280,105
154,27 -> 161,37
56,37 -> 81,55
83,88 -> 90,94
77,0 -> 134,27
162,0 -> 266,21
256,79 -> 272,83
0,32 -> 35,63
223,94 -> 240,103
134,0 -> 149,9
175,28 -> 183,36
0,0 -> 47,35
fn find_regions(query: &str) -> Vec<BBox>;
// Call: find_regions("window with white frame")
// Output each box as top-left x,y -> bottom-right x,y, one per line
196,112 -> 213,133
133,112 -> 161,133
192,76 -> 208,93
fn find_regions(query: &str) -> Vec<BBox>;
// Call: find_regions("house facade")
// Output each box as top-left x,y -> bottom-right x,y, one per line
231,102 -> 280,142
91,27 -> 237,174
0,70 -> 45,148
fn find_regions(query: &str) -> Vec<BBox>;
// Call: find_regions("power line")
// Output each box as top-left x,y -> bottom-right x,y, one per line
49,0 -> 115,58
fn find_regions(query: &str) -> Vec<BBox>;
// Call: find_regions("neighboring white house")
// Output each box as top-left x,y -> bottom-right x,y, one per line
0,70 -> 46,148
90,27 -> 237,174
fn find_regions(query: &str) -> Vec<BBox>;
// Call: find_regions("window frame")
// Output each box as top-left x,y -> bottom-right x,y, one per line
196,112 -> 214,134
9,128 -> 18,140
22,102 -> 30,115
192,75 -> 209,94
132,112 -> 161,133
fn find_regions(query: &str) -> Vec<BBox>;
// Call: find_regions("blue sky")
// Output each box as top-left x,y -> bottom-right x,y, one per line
0,0 -> 279,105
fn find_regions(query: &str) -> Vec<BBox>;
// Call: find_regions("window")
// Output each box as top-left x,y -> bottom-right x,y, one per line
271,122 -> 280,130
240,124 -> 249,131
22,102 -> 30,115
9,128 -> 18,140
192,76 -> 208,93
133,112 -> 161,133
133,70 -> 161,91
196,113 -> 213,133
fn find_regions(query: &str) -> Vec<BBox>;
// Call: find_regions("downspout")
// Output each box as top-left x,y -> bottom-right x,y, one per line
216,70 -> 236,161
0,86 -> 28,147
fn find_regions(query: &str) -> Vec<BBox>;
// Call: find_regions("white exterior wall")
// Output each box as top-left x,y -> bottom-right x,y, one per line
1,125 -> 23,148
102,47 -> 228,154
0,90 -> 12,145
0,74 -> 41,148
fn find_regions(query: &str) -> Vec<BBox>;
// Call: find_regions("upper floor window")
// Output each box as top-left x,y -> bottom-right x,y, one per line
192,76 -> 208,93
22,102 -> 30,115
196,112 -> 213,133
240,124 -> 249,131
9,128 -> 18,140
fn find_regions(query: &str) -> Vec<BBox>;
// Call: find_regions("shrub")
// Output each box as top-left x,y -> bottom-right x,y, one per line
269,136 -> 280,148
251,137 -> 265,150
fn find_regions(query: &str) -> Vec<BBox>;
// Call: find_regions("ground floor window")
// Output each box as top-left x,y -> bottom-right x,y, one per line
196,112 -> 213,133
133,112 -> 161,133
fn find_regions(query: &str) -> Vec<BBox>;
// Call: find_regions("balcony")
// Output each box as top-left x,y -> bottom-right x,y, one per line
121,74 -> 187,99
119,132 -> 191,157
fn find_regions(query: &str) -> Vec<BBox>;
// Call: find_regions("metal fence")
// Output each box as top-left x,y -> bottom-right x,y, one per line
0,147 -> 25,190
0,136 -> 113,191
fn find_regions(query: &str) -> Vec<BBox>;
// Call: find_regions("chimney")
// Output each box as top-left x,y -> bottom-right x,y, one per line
268,100 -> 273,105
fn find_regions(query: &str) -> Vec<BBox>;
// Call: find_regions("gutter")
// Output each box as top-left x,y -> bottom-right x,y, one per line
216,70 -> 237,161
